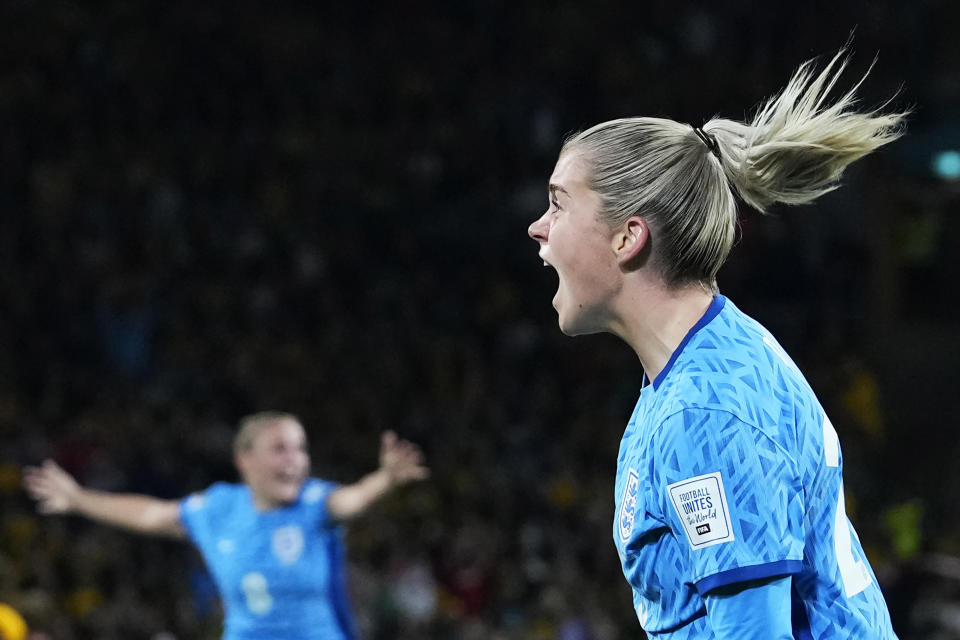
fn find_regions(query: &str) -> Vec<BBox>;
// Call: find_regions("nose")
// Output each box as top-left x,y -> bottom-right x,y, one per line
528,211 -> 549,243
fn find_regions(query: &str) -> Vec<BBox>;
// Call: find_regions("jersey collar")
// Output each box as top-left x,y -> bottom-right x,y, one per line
652,294 -> 726,390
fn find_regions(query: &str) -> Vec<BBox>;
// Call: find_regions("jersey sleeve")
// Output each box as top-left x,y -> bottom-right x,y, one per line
703,575 -> 794,639
179,481 -> 233,549
300,478 -> 341,529
652,409 -> 805,594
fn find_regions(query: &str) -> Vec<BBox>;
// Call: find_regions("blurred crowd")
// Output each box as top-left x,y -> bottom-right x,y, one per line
1,1 -> 959,639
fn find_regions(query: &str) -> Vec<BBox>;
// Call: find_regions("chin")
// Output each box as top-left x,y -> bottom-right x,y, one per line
558,307 -> 605,337
558,315 -> 587,337
558,317 -> 579,336
556,303 -> 575,334
276,486 -> 303,504
555,291 -> 586,335
560,323 -> 593,337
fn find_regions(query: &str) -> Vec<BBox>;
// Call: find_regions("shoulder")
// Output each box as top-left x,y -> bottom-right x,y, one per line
179,482 -> 249,543
681,301 -> 779,388
299,478 -> 340,506
657,303 -> 811,432
652,406 -> 756,450
650,408 -> 802,525
293,478 -> 344,530
698,298 -> 810,395
183,481 -> 246,514
649,406 -> 801,499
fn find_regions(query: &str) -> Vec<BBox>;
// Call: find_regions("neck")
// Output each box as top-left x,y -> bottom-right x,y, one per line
607,279 -> 715,383
251,494 -> 276,511
248,486 -> 284,512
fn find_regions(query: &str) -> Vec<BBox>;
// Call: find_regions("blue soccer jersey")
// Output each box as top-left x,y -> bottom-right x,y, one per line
180,479 -> 355,640
613,295 -> 897,639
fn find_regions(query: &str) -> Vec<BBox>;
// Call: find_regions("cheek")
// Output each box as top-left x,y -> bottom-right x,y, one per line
564,239 -> 617,291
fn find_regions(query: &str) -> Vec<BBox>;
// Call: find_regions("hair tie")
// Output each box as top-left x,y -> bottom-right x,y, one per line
693,126 -> 721,160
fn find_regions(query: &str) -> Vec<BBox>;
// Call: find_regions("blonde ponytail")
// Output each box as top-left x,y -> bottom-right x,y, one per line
707,50 -> 907,213
562,49 -> 907,288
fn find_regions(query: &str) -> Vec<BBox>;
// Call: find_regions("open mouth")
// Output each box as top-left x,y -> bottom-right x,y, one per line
276,469 -> 303,484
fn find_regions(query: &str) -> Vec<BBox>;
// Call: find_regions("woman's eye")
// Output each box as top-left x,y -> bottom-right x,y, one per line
551,199 -> 560,211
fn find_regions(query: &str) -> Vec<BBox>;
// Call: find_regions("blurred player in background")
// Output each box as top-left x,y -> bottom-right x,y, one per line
24,411 -> 428,640
527,50 -> 906,639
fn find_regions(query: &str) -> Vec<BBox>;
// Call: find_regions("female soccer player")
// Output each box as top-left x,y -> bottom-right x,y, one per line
24,411 -> 429,640
527,51 -> 905,639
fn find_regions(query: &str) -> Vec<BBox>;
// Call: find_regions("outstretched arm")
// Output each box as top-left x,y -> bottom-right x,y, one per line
23,459 -> 186,539
326,431 -> 429,522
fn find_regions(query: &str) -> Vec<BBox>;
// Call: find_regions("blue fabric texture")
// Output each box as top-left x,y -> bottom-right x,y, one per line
612,296 -> 899,639
180,479 -> 353,640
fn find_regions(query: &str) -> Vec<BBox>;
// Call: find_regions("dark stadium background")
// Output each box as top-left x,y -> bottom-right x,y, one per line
1,1 -> 958,638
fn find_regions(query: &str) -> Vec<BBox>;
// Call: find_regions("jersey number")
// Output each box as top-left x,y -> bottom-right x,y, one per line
823,416 -> 872,598
765,336 -> 873,598
241,572 -> 274,615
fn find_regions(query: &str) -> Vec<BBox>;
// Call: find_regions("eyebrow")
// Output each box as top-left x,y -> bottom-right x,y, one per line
549,183 -> 569,197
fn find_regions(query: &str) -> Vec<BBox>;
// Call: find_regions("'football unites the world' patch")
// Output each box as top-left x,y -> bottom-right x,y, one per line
667,471 -> 734,549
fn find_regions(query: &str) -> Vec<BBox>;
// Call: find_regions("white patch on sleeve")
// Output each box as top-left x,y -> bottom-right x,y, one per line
184,493 -> 206,512
667,471 -> 734,549
302,481 -> 327,504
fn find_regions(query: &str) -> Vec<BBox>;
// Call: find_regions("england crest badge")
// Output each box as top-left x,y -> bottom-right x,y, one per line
618,468 -> 641,543
272,526 -> 305,566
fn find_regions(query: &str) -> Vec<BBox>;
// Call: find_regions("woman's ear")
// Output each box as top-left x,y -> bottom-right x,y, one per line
614,216 -> 649,266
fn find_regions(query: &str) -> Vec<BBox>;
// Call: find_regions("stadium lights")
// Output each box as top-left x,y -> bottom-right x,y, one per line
931,150 -> 960,181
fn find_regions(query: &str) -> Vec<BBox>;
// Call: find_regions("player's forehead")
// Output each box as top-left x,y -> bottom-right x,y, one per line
549,151 -> 591,196
253,417 -> 306,446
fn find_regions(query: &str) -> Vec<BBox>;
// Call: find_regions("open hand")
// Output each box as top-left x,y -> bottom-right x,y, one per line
379,431 -> 430,486
23,459 -> 81,514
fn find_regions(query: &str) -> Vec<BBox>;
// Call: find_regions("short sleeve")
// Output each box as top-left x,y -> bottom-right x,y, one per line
300,478 -> 341,529
653,409 -> 805,594
179,481 -> 233,548
704,575 -> 794,639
